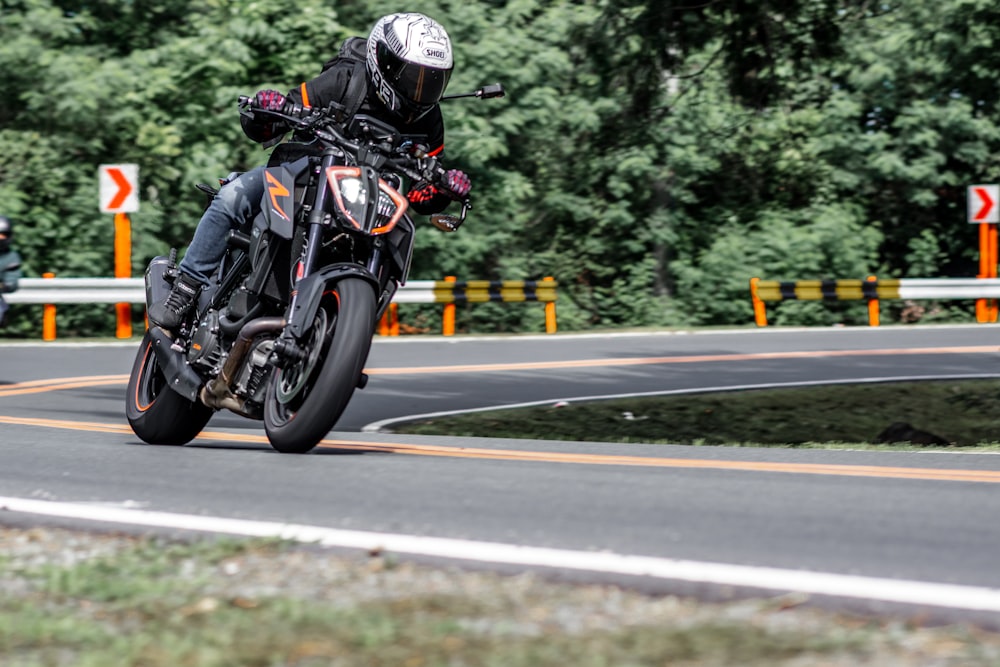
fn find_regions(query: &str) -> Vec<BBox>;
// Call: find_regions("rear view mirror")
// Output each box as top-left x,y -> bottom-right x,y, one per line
430,214 -> 463,233
442,83 -> 506,101
478,83 -> 505,99
430,203 -> 469,232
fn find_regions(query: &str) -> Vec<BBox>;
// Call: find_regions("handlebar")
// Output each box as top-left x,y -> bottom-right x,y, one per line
239,95 -> 464,202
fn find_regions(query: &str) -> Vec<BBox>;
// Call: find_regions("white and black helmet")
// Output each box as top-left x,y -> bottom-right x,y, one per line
366,13 -> 454,124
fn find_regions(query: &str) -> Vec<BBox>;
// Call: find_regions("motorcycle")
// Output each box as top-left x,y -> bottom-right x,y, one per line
125,82 -> 505,453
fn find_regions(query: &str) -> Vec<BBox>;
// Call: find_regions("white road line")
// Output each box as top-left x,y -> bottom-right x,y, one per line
3,495 -> 1000,613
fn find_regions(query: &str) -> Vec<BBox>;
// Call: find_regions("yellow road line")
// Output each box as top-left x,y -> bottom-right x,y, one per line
0,415 -> 133,435
2,415 -> 999,484
308,440 -> 1000,483
0,375 -> 129,397
365,346 -> 1000,374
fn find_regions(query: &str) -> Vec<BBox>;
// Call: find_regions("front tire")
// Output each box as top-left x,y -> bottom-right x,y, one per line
125,331 -> 213,445
264,278 -> 376,453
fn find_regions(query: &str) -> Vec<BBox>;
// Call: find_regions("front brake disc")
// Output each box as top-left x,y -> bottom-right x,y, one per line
275,308 -> 328,405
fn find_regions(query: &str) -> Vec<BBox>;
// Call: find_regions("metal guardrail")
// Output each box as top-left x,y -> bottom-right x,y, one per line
6,278 -> 146,305
5,276 -> 558,337
750,277 -> 1000,326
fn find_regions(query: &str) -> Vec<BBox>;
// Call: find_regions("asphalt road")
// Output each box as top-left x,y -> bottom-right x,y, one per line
2,324 -> 1000,624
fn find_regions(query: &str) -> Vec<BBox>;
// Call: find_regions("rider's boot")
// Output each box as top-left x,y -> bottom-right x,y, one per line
148,272 -> 202,330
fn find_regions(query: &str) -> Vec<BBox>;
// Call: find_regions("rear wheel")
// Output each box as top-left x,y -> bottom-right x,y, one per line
264,278 -> 376,453
125,331 -> 213,445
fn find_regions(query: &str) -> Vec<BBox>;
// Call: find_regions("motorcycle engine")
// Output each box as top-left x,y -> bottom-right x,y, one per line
232,338 -> 274,410
187,309 -> 225,374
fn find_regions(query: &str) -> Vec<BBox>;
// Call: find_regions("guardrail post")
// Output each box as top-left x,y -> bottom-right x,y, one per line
866,275 -> 880,327
544,276 -> 557,334
42,272 -> 57,341
442,276 -> 456,336
378,303 -> 399,336
749,277 -> 768,327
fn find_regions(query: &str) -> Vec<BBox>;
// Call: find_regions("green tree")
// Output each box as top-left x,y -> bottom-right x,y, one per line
4,0 -> 1000,336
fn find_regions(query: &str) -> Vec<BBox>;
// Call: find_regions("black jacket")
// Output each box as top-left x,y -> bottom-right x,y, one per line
241,60 -> 452,214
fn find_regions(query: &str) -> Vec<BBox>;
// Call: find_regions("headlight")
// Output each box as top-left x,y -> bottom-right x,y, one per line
326,166 -> 408,234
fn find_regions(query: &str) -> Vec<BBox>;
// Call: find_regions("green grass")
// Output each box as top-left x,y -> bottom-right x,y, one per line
392,379 -> 1000,449
3,530 -> 999,666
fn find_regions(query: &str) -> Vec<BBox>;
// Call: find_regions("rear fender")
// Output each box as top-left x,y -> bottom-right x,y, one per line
148,327 -> 204,402
143,256 -> 172,309
287,264 -> 378,339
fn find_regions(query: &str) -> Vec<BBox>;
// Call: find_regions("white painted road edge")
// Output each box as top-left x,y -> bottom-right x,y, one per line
3,496 -> 1000,613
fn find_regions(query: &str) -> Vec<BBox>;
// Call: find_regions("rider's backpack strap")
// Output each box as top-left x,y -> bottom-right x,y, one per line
320,36 -> 369,122
341,61 -> 368,122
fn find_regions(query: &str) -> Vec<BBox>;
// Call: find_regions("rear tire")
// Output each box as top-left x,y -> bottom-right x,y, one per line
264,278 -> 376,453
125,331 -> 213,445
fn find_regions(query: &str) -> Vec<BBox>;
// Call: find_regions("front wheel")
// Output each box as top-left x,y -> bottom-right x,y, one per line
125,331 -> 213,445
264,278 -> 376,453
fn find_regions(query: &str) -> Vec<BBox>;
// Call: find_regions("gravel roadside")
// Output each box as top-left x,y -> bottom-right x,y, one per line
3,525 -> 1000,666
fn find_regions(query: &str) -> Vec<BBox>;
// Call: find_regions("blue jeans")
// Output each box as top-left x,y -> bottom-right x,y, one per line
179,166 -> 266,285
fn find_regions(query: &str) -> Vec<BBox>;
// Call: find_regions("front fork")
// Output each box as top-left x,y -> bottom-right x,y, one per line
272,148 -> 385,366
272,150 -> 338,365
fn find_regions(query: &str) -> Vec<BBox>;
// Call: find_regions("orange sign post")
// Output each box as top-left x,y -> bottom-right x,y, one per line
100,164 -> 139,338
969,185 -> 999,323
114,213 -> 132,338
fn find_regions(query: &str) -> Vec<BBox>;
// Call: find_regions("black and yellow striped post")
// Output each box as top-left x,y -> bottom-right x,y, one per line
750,277 -> 899,327
434,277 -> 559,335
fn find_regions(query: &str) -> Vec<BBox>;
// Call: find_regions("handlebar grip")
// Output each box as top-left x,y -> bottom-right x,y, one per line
237,94 -> 304,119
281,100 -> 305,118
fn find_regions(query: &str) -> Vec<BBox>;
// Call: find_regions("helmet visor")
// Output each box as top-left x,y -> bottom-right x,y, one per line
377,41 -> 452,108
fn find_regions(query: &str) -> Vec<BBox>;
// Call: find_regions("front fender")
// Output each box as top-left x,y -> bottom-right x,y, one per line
287,263 -> 379,339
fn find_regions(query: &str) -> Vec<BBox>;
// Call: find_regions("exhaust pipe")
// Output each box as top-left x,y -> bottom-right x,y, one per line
200,316 -> 286,412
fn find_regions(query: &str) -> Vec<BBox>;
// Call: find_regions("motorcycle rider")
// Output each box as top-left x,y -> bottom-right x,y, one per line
0,215 -> 22,328
149,12 -> 471,329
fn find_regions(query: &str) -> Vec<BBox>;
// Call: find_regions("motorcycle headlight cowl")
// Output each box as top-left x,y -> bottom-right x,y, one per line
325,166 -> 408,235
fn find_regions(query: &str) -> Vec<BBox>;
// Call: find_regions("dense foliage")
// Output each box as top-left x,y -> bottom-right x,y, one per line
2,0 -> 998,336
